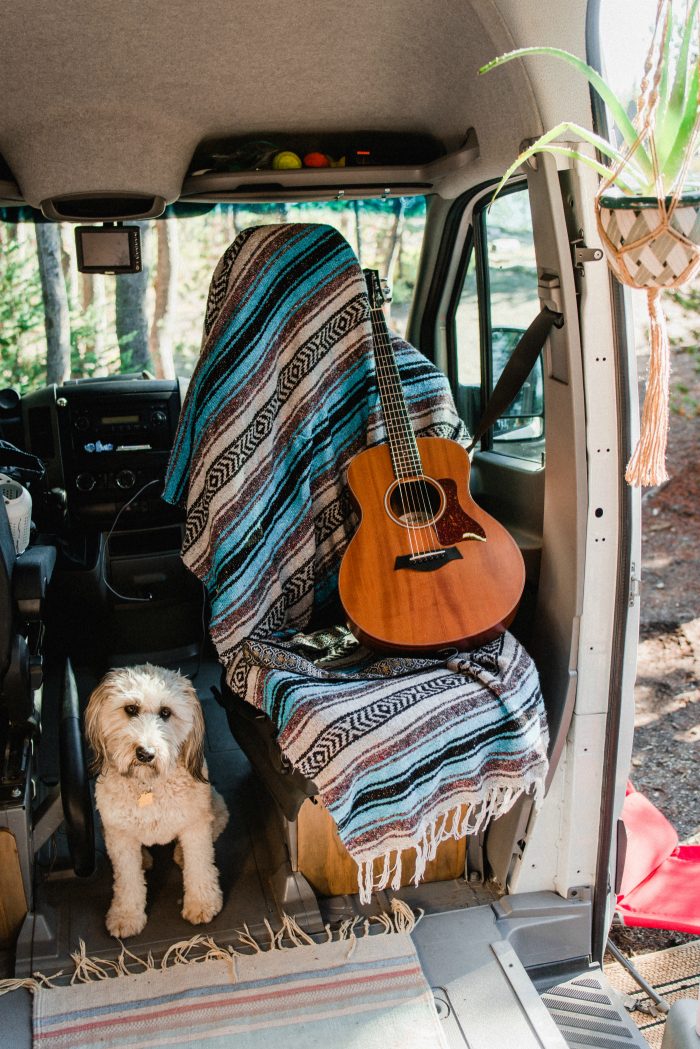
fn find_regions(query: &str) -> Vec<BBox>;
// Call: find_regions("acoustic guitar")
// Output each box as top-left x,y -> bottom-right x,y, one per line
338,269 -> 525,654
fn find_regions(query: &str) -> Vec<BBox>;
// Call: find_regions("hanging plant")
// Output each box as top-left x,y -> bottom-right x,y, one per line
480,0 -> 700,486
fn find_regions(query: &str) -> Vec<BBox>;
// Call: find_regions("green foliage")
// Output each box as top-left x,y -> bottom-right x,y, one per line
479,0 -> 700,201
69,299 -> 106,380
0,234 -> 46,391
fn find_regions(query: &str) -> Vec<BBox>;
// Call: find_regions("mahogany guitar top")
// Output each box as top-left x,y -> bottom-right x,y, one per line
338,436 -> 525,653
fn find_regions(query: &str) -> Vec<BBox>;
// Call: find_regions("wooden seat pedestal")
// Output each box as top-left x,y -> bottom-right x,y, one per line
295,798 -> 467,897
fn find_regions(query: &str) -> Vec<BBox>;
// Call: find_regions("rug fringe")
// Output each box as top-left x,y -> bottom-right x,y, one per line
0,899 -> 423,996
0,969 -> 64,997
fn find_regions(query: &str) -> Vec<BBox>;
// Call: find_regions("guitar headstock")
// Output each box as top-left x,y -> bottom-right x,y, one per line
363,268 -> 392,309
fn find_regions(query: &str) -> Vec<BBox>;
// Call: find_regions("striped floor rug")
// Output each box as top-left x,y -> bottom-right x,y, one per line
33,933 -> 448,1049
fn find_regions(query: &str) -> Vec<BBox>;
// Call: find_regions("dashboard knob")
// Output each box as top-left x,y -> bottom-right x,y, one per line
74,415 -> 90,431
75,472 -> 96,492
115,469 -> 136,490
151,410 -> 167,427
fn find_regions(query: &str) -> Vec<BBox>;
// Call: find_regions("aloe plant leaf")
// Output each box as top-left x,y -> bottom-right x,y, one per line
658,1 -> 674,116
661,61 -> 700,189
487,121 -> 643,204
479,46 -> 645,165
669,0 -> 698,115
541,147 -> 642,194
657,0 -> 700,166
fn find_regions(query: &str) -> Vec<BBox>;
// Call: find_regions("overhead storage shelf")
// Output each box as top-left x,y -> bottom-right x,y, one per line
180,132 -> 479,203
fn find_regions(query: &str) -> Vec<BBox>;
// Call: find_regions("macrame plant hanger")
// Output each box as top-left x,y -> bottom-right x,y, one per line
594,0 -> 700,487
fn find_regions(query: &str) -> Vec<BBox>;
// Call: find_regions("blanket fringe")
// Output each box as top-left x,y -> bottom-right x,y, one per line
357,781 -> 535,904
0,898 -> 422,996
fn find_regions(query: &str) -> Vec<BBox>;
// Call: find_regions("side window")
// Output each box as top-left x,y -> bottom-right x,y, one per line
453,188 -> 544,465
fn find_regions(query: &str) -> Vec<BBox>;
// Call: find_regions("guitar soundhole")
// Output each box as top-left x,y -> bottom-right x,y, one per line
386,477 -> 444,528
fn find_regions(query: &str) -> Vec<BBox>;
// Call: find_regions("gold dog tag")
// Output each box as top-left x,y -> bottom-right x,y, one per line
138,792 -> 154,808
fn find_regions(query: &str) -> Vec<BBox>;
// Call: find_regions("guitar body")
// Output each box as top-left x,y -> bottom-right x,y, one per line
339,436 -> 525,653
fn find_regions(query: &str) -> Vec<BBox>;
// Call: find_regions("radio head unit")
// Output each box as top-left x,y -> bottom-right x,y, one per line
69,399 -> 174,456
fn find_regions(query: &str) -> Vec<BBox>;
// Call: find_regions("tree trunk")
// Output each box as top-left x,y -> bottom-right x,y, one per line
225,208 -> 238,244
381,198 -> 406,325
382,198 -> 406,283
353,200 -> 362,262
80,272 -> 107,368
35,223 -> 71,384
60,224 -> 78,310
149,219 -> 178,378
115,220 -> 152,372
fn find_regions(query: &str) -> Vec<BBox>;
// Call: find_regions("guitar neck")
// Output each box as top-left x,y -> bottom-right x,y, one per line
365,270 -> 423,481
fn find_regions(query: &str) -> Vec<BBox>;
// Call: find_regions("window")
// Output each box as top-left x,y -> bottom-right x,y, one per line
0,197 -> 427,394
452,187 -> 544,466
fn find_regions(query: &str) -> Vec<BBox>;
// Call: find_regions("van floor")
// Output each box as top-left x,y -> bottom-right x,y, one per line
23,655 -> 498,976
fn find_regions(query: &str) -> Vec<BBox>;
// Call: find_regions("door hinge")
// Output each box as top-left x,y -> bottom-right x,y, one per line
572,237 -> 604,273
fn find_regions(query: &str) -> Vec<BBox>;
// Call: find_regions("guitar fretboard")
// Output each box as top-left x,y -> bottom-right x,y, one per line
366,282 -> 423,482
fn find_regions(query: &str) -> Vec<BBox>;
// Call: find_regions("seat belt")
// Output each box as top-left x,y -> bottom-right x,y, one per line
466,307 -> 564,453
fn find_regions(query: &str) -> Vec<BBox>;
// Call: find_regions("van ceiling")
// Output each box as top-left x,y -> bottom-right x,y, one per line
0,0 -> 592,209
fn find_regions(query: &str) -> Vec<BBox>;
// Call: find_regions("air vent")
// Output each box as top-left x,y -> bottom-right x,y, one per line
40,194 -> 166,222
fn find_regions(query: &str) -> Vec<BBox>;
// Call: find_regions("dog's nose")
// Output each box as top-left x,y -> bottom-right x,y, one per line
135,746 -> 156,764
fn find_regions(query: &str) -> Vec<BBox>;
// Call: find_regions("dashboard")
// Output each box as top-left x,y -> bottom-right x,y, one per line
19,377 -> 186,527
0,376 -> 203,661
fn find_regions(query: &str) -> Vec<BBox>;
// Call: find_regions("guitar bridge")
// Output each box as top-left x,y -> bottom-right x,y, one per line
395,547 -> 463,572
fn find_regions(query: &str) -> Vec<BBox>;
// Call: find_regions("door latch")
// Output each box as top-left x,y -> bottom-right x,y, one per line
572,237 -> 604,273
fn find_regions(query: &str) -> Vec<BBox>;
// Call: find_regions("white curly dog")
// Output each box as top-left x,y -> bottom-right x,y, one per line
85,664 -> 229,939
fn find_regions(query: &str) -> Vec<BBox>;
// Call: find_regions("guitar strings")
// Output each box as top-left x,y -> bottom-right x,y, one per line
372,341 -> 419,558
367,273 -> 440,557
370,305 -> 442,558
373,319 -> 440,557
371,315 -> 429,555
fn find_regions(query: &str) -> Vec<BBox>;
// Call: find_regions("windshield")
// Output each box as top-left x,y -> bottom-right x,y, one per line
0,197 -> 428,394
0,198 -> 427,394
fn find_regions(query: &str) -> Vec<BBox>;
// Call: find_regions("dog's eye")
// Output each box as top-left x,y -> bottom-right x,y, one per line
124,704 -> 139,718
159,707 -> 172,720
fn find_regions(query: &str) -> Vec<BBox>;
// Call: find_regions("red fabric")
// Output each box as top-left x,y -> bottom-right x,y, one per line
616,785 -> 700,934
618,785 -> 678,898
617,849 -> 700,933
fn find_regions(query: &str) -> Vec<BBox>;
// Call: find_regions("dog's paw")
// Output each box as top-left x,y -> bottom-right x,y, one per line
106,906 -> 147,939
182,884 -> 223,925
173,841 -> 183,869
141,847 -> 153,871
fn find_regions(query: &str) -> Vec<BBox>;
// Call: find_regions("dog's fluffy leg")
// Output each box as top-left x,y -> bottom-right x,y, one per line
211,788 -> 229,840
178,823 -> 224,925
174,788 -> 228,869
141,846 -> 153,871
104,829 -> 148,938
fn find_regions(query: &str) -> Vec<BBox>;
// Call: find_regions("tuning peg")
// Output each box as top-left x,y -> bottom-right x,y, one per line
380,278 -> 393,303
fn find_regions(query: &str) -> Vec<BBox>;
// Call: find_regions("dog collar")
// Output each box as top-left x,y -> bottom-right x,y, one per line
137,791 -> 154,808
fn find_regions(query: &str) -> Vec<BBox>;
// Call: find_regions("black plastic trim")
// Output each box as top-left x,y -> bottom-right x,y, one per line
418,179 -> 500,363
440,179 -> 533,449
59,658 -> 95,878
41,194 -> 166,222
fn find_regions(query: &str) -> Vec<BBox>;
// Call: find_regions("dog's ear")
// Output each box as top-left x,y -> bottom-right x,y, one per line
84,679 -> 110,777
180,685 -> 208,783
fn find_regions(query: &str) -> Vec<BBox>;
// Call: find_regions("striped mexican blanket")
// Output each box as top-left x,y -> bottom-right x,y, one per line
164,223 -> 548,899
